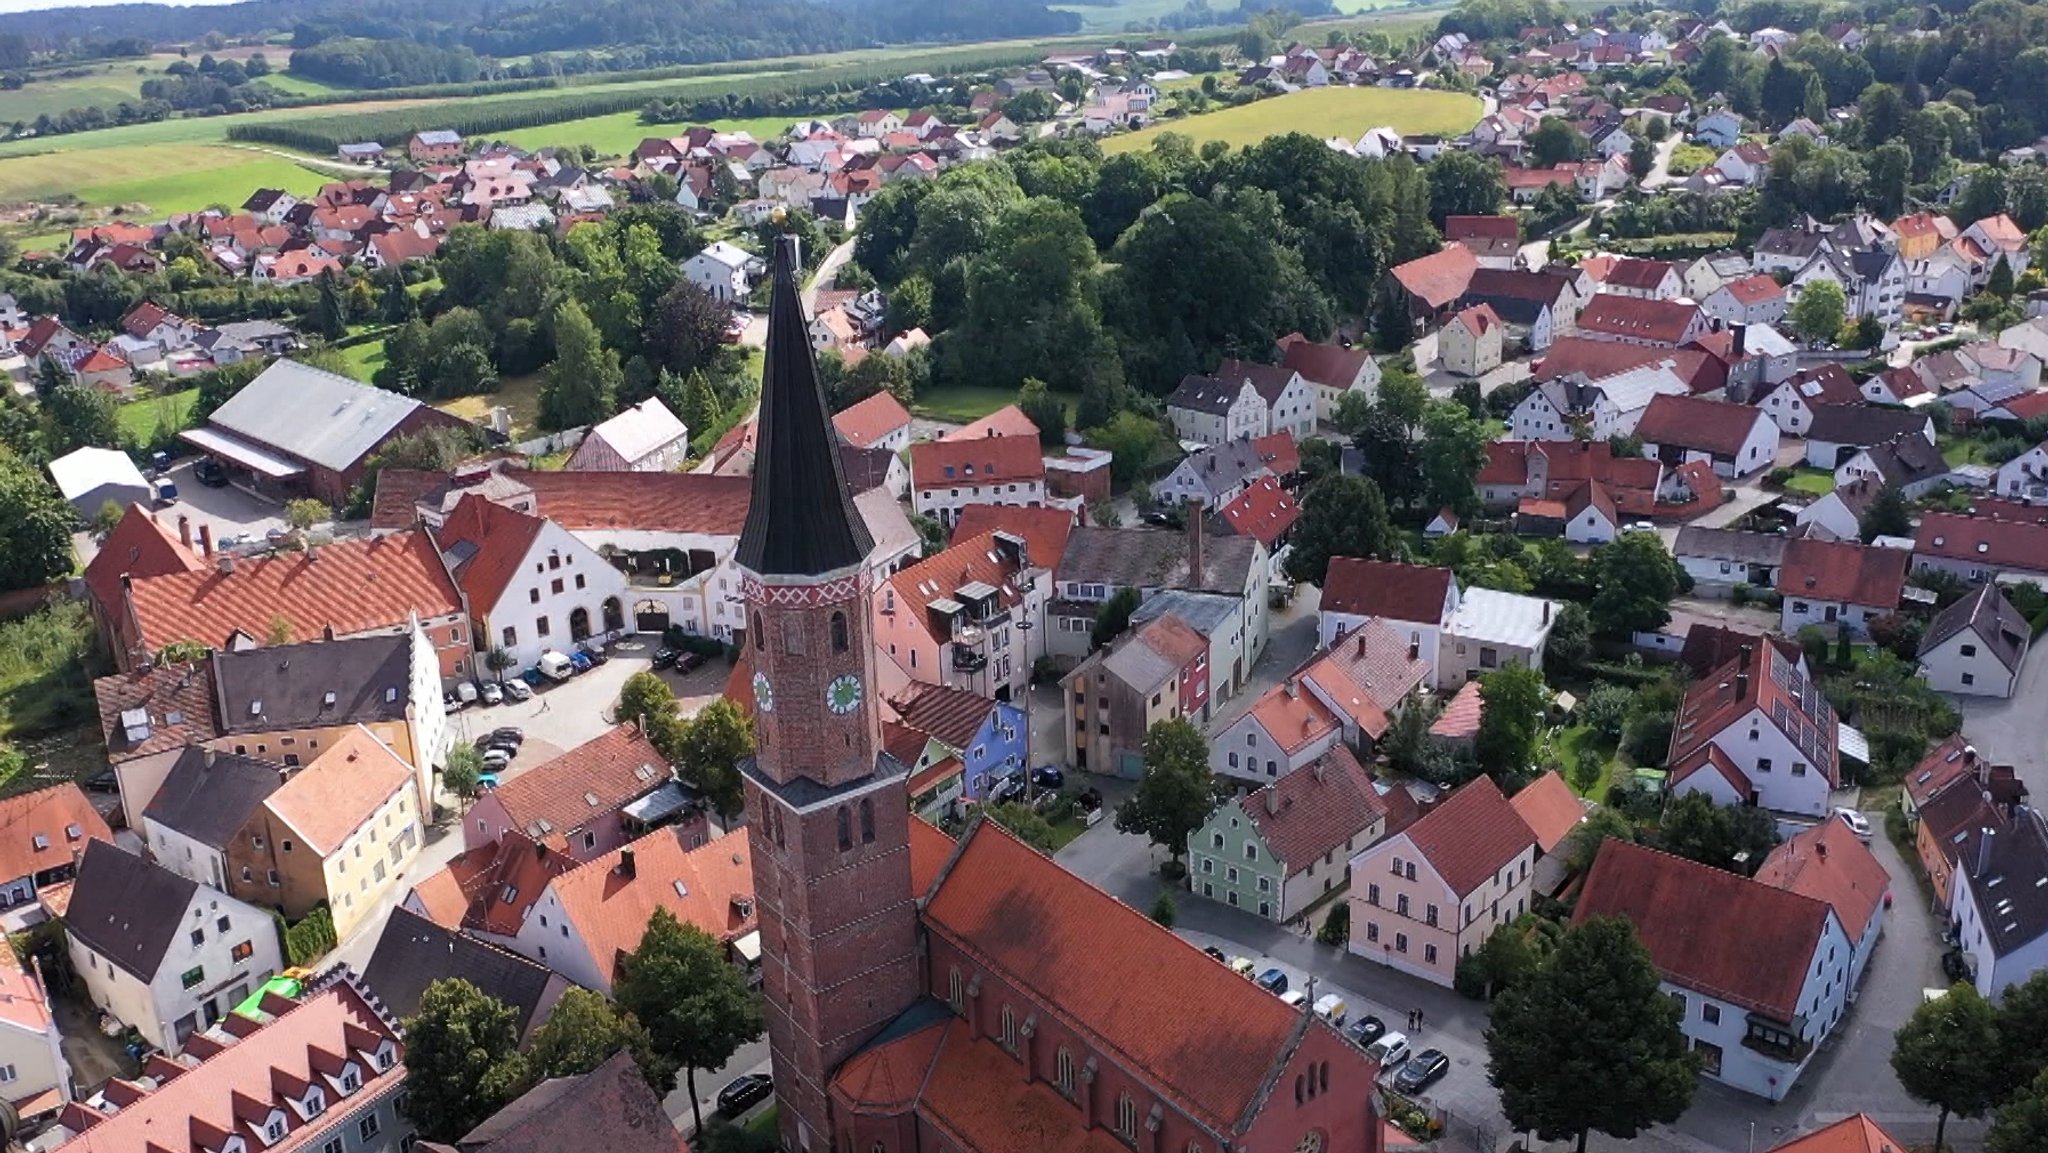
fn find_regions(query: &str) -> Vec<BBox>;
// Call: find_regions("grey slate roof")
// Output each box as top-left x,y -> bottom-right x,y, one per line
1958,808 -> 2048,959
1167,374 -> 1251,417
1921,582 -> 2030,672
64,840 -> 197,981
142,747 -> 283,850
1130,589 -> 1242,636
361,907 -> 567,1041
207,359 -> 427,472
212,634 -> 414,735
1673,526 -> 1788,566
1856,434 -> 1948,487
1057,525 -> 1258,595
1805,404 -> 1931,447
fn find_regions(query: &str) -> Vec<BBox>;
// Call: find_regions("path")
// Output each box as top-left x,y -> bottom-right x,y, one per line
223,143 -> 387,178
737,235 -> 853,348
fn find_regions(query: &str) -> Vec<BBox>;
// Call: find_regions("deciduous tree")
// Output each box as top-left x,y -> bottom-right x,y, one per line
1589,533 -> 1680,638
614,909 -> 763,1137
524,987 -> 654,1082
674,698 -> 753,821
1789,279 -> 1847,344
1651,792 -> 1779,875
400,979 -> 529,1143
0,450 -> 78,593
539,298 -> 621,430
1475,664 -> 1548,791
1892,983 -> 2003,1153
1115,718 -> 1215,866
1283,474 -> 1393,585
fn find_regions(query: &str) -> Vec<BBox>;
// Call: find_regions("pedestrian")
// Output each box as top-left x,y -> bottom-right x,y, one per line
1416,1007 -> 1426,1031
1406,1009 -> 1416,1031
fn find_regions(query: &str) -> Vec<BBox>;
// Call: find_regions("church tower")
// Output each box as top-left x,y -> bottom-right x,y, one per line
737,234 -> 921,1153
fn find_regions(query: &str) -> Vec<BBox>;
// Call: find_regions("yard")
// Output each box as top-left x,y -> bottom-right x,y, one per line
336,334 -> 389,383
433,372 -> 548,439
1782,468 -> 1836,498
911,383 -> 1074,424
1545,722 -> 1623,801
0,601 -> 107,793
116,387 -> 198,443
1102,86 -> 1483,155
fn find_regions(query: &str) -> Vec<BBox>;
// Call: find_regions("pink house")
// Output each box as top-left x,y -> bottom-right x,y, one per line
463,724 -> 704,862
1346,776 -> 1538,986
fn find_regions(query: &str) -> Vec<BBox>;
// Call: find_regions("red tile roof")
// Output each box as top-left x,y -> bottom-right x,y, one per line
1218,476 -> 1299,548
1633,393 -> 1767,457
434,493 -> 546,612
1238,745 -> 1390,871
1670,643 -> 1837,785
1534,337 -> 1720,394
408,832 -> 574,936
1278,335 -> 1374,391
1400,776 -> 1537,896
909,435 -> 1045,489
1668,744 -> 1754,801
1449,302 -> 1501,336
832,391 -> 915,449
1754,819 -> 1890,941
1576,295 -> 1702,345
1389,245 -> 1478,309
1604,258 -> 1675,292
1444,214 -> 1519,242
943,404 -> 1041,443
1765,1115 -> 1910,1153
883,531 -> 1029,639
1508,771 -> 1582,855
1297,621 -> 1431,741
83,504 -> 203,622
521,470 -> 752,534
548,827 -> 755,985
1720,274 -> 1785,305
489,725 -> 670,851
0,784 -> 112,887
1251,432 -> 1301,477
950,504 -> 1075,571
1428,680 -> 1484,741
922,818 -> 1317,1133
1775,538 -> 1908,609
1916,510 -> 2048,574
1905,734 -> 1977,808
264,728 -> 414,856
1575,840 -> 1828,1020
123,531 -> 461,654
1319,558 -> 1453,625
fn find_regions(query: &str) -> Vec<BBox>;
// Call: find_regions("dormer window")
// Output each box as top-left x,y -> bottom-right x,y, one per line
342,1068 -> 360,1093
265,1118 -> 285,1141
304,1089 -> 324,1116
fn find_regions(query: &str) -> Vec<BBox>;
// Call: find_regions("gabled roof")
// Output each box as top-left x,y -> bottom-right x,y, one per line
1213,359 -> 1306,406
1277,335 -> 1375,390
521,470 -> 751,535
1805,404 -> 1929,447
92,660 -> 221,760
451,1051 -> 677,1153
1236,746 -> 1388,871
1397,776 -> 1537,897
1217,476 -> 1299,548
586,397 -> 687,464
909,435 -> 1045,489
82,504 -> 203,619
488,725 -> 671,851
1576,295 -> 1702,345
1670,644 -> 1837,785
943,404 -> 1040,443
547,827 -> 755,984
1755,818 -> 1890,940
1776,537 -> 1908,609
1390,245 -> 1479,309
1296,620 -> 1431,741
263,728 -> 415,857
212,632 -> 418,733
142,747 -> 282,851
1955,808 -> 2048,958
435,493 -> 548,612
950,504 -> 1074,571
1604,257 -> 1675,291
1921,582 -> 2029,672
1096,614 -> 1207,695
1166,372 -> 1255,417
1448,303 -> 1502,337
362,907 -> 567,1043
62,841 -> 198,980
1633,393 -> 1766,456
407,832 -> 573,936
891,683 -> 1001,751
833,390 -> 916,449
1508,771 -> 1582,855
207,359 -> 430,473
1319,558 -> 1453,624
0,783 -> 112,888
1719,273 -> 1785,305
1057,526 -> 1258,594
1576,840 -> 1828,1019
1765,1115 -> 1910,1153
1916,510 -> 2048,574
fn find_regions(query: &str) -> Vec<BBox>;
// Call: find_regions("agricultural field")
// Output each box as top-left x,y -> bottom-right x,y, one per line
493,112 -> 842,158
0,50 -> 343,126
1053,0 -> 1414,34
1102,85 -> 1481,154
0,142 -> 332,250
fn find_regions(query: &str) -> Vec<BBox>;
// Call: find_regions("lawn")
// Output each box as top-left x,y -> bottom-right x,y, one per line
0,601 -> 99,745
0,143 -> 329,213
434,372 -> 547,439
911,383 -> 1076,424
1548,723 -> 1620,800
117,387 -> 198,442
1782,469 -> 1837,498
493,112 -> 864,160
337,337 -> 388,383
1941,437 -> 1992,467
1102,86 -> 1482,155
0,53 -> 356,124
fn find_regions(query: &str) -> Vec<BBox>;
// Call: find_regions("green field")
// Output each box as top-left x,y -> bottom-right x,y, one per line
0,51 -> 351,125
494,112 -> 843,159
118,387 -> 198,442
338,336 -> 389,383
1102,86 -> 1481,154
0,142 -> 331,214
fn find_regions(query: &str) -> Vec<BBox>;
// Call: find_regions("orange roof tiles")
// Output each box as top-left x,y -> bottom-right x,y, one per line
1576,295 -> 1702,345
520,470 -> 752,534
909,816 -> 957,897
923,819 -> 1309,1132
950,503 -> 1075,570
263,728 -> 413,856
407,831 -> 573,936
435,493 -> 546,611
489,725 -> 670,851
1450,303 -> 1501,336
123,531 -> 461,654
1249,681 -> 1341,754
1776,538 -> 1908,609
943,404 -> 1040,443
914,1019 -> 1135,1153
1765,1115 -> 1909,1153
0,784 -> 112,888
1401,776 -> 1537,896
548,827 -> 755,985
1320,558 -> 1453,624
1634,393 -> 1768,457
1298,620 -> 1430,741
832,391 -> 915,449
83,504 -> 203,622
909,435 -> 1045,489
1507,771 -> 1582,855
1604,257 -> 1675,291
1428,679 -> 1485,742
1755,818 -> 1890,941
1218,476 -> 1299,548
1278,336 -> 1375,391
1239,745 -> 1390,869
0,947 -> 52,1034
1389,245 -> 1478,309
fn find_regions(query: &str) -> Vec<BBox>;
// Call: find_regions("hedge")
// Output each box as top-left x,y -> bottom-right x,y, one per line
283,904 -> 338,966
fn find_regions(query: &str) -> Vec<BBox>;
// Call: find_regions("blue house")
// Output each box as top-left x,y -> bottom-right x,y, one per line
892,683 -> 1029,801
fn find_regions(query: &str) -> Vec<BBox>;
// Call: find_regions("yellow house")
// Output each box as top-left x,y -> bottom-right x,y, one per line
226,727 -> 423,942
1440,303 -> 1505,377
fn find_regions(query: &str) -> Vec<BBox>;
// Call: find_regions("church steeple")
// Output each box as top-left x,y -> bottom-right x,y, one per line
735,233 -> 873,578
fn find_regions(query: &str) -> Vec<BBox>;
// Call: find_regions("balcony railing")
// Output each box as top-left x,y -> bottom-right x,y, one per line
952,648 -> 988,672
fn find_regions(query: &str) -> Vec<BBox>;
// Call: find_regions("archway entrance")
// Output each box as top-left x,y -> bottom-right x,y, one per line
635,599 -> 671,634
602,596 -> 625,634
569,607 -> 591,642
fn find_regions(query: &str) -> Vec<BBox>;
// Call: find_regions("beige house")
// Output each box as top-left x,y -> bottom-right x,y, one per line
1440,304 -> 1504,377
0,950 -> 68,1121
224,726 -> 423,942
1063,615 -> 1209,778
1346,776 -> 1538,986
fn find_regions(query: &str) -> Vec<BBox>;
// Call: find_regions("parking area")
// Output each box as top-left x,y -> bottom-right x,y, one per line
155,460 -> 291,544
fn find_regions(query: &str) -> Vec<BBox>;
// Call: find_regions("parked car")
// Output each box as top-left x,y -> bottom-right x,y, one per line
84,769 -> 119,793
1255,968 -> 1289,995
479,681 -> 503,706
443,692 -> 466,713
1365,1032 -> 1410,1070
676,650 -> 707,673
1938,322 -> 1956,335
477,772 -> 501,790
1393,1049 -> 1450,1094
454,682 -> 479,706
580,641 -> 609,665
653,647 -> 679,669
521,668 -> 546,687
717,1073 -> 774,1115
568,651 -> 594,673
1030,765 -> 1065,791
1203,946 -> 1227,962
492,727 -> 525,747
502,679 -> 532,702
482,749 -> 512,772
537,652 -> 575,681
986,769 -> 1026,806
1313,994 -> 1347,1026
1346,1015 -> 1387,1049
1833,807 -> 1873,842
193,459 -> 229,487
1228,956 -> 1256,978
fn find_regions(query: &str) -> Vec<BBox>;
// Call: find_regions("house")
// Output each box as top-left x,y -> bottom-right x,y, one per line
1994,441 -> 2048,503
1064,615 -> 1209,777
464,724 -> 695,862
1210,358 -> 1318,439
1693,108 -> 1744,147
63,841 -> 286,1054
1155,436 -> 1290,508
907,436 -> 1047,527
1458,266 -> 1583,351
1951,805 -> 2048,999
361,908 -> 570,1046
942,404 -> 1039,444
1712,141 -> 1771,184
1165,374 -> 1262,447
47,446 -> 150,518
1674,527 -> 1789,593
681,240 -> 756,303
434,494 -> 632,670
1051,523 -> 1269,686
1776,537 -> 1909,640
1188,746 -> 1409,921
1915,511 -> 2048,585
1440,304 -> 1504,377
241,188 -> 299,227
1634,393 -> 1780,478
1863,365 -> 1933,408
1510,361 -> 1693,441
833,390 -> 915,453
409,129 -> 464,162
0,948 -> 67,1121
504,827 -> 757,994
1680,250 -> 1753,299
81,506 -> 207,664
1444,215 -> 1521,269
1389,245 -> 1479,330
1209,621 -> 1429,786
1833,434 -> 1955,499
1702,275 -> 1788,328
1913,750 -> 2013,910
436,1051 -> 674,1153
1796,478 -> 1882,543
1218,476 -> 1300,554
1600,257 -> 1684,300
1754,365 -> 1861,436
876,530 -> 1050,702
1345,777 -> 1538,986
30,981 -> 409,1153
567,397 -> 689,473
1666,641 -> 1838,817
1919,583 -> 2031,697
181,359 -> 474,505
1575,295 -> 1711,347
141,746 -> 283,895
1477,439 -> 1663,520
891,683 -> 1028,802
1575,836 -> 1885,1099
0,783 -> 112,910
1318,558 -> 1557,688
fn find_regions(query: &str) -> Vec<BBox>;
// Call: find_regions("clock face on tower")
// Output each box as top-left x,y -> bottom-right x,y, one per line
752,671 -> 775,714
827,673 -> 864,715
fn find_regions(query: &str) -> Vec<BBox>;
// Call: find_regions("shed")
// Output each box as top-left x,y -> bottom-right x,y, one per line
48,446 -> 150,517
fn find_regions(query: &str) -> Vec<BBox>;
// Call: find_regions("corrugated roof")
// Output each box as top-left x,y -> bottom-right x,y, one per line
207,359 -> 427,473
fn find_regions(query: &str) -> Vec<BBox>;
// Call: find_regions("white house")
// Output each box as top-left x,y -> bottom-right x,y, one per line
1509,362 -> 1693,442
1711,142 -> 1770,185
1775,537 -> 1910,641
1953,808 -> 2048,1000
1318,558 -> 1554,690
1213,359 -> 1319,440
907,436 -> 1048,528
1208,620 -> 1427,785
1755,365 -> 1860,435
1633,393 -> 1780,479
1993,442 -> 2048,503
681,241 -> 756,304
1693,108 -> 1744,148
64,841 -> 286,1054
1665,640 -> 1838,817
1918,583 -> 2031,698
0,949 -> 68,1117
1166,373 -> 1266,447
435,494 -> 634,670
1701,275 -> 1787,328
567,397 -> 689,473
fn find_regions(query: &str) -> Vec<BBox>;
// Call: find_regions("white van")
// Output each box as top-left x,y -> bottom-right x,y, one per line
537,651 -> 576,682
1366,1031 -> 1411,1070
1313,994 -> 1348,1026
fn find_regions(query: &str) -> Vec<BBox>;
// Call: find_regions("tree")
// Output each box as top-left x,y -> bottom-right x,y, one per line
1017,378 -> 1067,447
1652,792 -> 1779,875
1474,664 -> 1548,791
985,803 -> 1058,853
1114,718 -> 1215,866
1544,602 -> 1592,676
90,499 -> 124,539
1091,585 -> 1141,650
1991,1070 -> 2048,1153
1373,279 -> 1415,352
1589,533 -> 1679,638
1150,890 -> 1176,927
313,269 -> 348,340
1486,918 -> 1696,1153
1283,474 -> 1393,585
525,987 -> 651,1082
380,272 -> 419,324
1426,150 -> 1507,224
42,382 -> 124,455
674,698 -> 753,821
1561,808 -> 1635,875
652,280 -> 731,376
1991,255 -> 2017,300
485,646 -> 517,684
443,744 -> 484,804
613,908 -> 763,1136
1528,118 -> 1590,167
1892,983 -> 2003,1153
1628,137 -> 1656,182
1788,280 -> 1847,345
400,979 -> 530,1143
284,498 -> 329,532
0,451 -> 76,593
1859,485 -> 1912,542
1421,401 -> 1489,520
539,299 -> 621,430
1088,412 -> 1162,483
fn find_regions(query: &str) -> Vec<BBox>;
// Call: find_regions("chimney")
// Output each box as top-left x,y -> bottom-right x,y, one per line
1975,827 -> 1997,879
1284,678 -> 1298,699
619,847 -> 636,878
1543,601 -> 1551,624
535,840 -> 547,859
1732,323 -> 1746,357
198,524 -> 213,557
1408,639 -> 1420,661
1355,633 -> 1367,658
1734,672 -> 1749,697
1265,789 -> 1280,816
1738,643 -> 1752,670
120,572 -> 132,592
178,515 -> 191,549
1187,498 -> 1205,588
218,552 -> 236,575
1313,759 -> 1326,782
1816,839 -> 1828,860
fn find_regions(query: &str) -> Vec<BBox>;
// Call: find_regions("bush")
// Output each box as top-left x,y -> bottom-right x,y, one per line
283,904 -> 336,966
1158,859 -> 1186,881
1317,901 -> 1349,946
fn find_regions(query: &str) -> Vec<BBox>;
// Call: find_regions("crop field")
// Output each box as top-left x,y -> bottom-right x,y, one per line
0,142 -> 329,211
1102,86 -> 1481,154
493,112 -> 833,158
0,52 -> 351,125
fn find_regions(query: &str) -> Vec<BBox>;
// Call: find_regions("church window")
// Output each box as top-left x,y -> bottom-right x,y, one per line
1319,1062 -> 1329,1094
752,613 -> 764,650
999,1005 -> 1017,1053
948,968 -> 963,1011
1116,1094 -> 1138,1142
832,612 -> 849,652
1294,1074 -> 1304,1105
1055,1047 -> 1074,1097
837,807 -> 853,851
860,799 -> 876,845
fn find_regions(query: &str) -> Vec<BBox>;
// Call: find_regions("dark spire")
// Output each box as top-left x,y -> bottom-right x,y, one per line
736,234 -> 874,577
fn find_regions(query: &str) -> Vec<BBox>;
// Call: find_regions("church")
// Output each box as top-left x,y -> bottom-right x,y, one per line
734,233 -> 1389,1153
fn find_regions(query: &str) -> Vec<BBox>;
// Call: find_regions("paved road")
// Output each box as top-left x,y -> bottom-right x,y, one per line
737,236 -> 854,348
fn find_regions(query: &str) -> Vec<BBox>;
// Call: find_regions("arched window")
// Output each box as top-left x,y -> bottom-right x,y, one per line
772,808 -> 785,848
783,620 -> 806,656
873,1144 -> 887,1153
1318,1062 -> 1329,1095
831,611 -> 849,652
751,612 -> 764,650
837,807 -> 852,851
1055,1047 -> 1074,1096
1116,1093 -> 1138,1140
1294,1074 -> 1304,1105
859,799 -> 876,844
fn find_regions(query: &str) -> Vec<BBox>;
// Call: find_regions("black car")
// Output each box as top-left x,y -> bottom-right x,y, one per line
580,645 -> 609,666
652,647 -> 679,669
84,768 -> 119,793
491,727 -> 525,747
677,650 -> 708,673
192,459 -> 229,487
717,1072 -> 774,1115
1346,1015 -> 1386,1049
1392,1049 -> 1450,1094
1942,948 -> 1972,983
1203,946 -> 1227,962
1031,765 -> 1065,791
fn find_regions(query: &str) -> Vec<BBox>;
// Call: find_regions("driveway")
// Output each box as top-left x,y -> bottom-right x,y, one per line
72,460 -> 291,572
1951,649 -> 2048,799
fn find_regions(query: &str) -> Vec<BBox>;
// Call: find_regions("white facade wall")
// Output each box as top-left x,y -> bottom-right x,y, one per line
71,887 -> 284,1053
1956,867 -> 2048,1000
510,882 -> 612,993
1692,709 -> 1832,816
1662,916 -> 1849,1100
1919,630 -> 2023,697
1781,597 -> 1885,641
1210,711 -> 1333,785
910,478 -> 1047,528
480,520 -> 634,670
